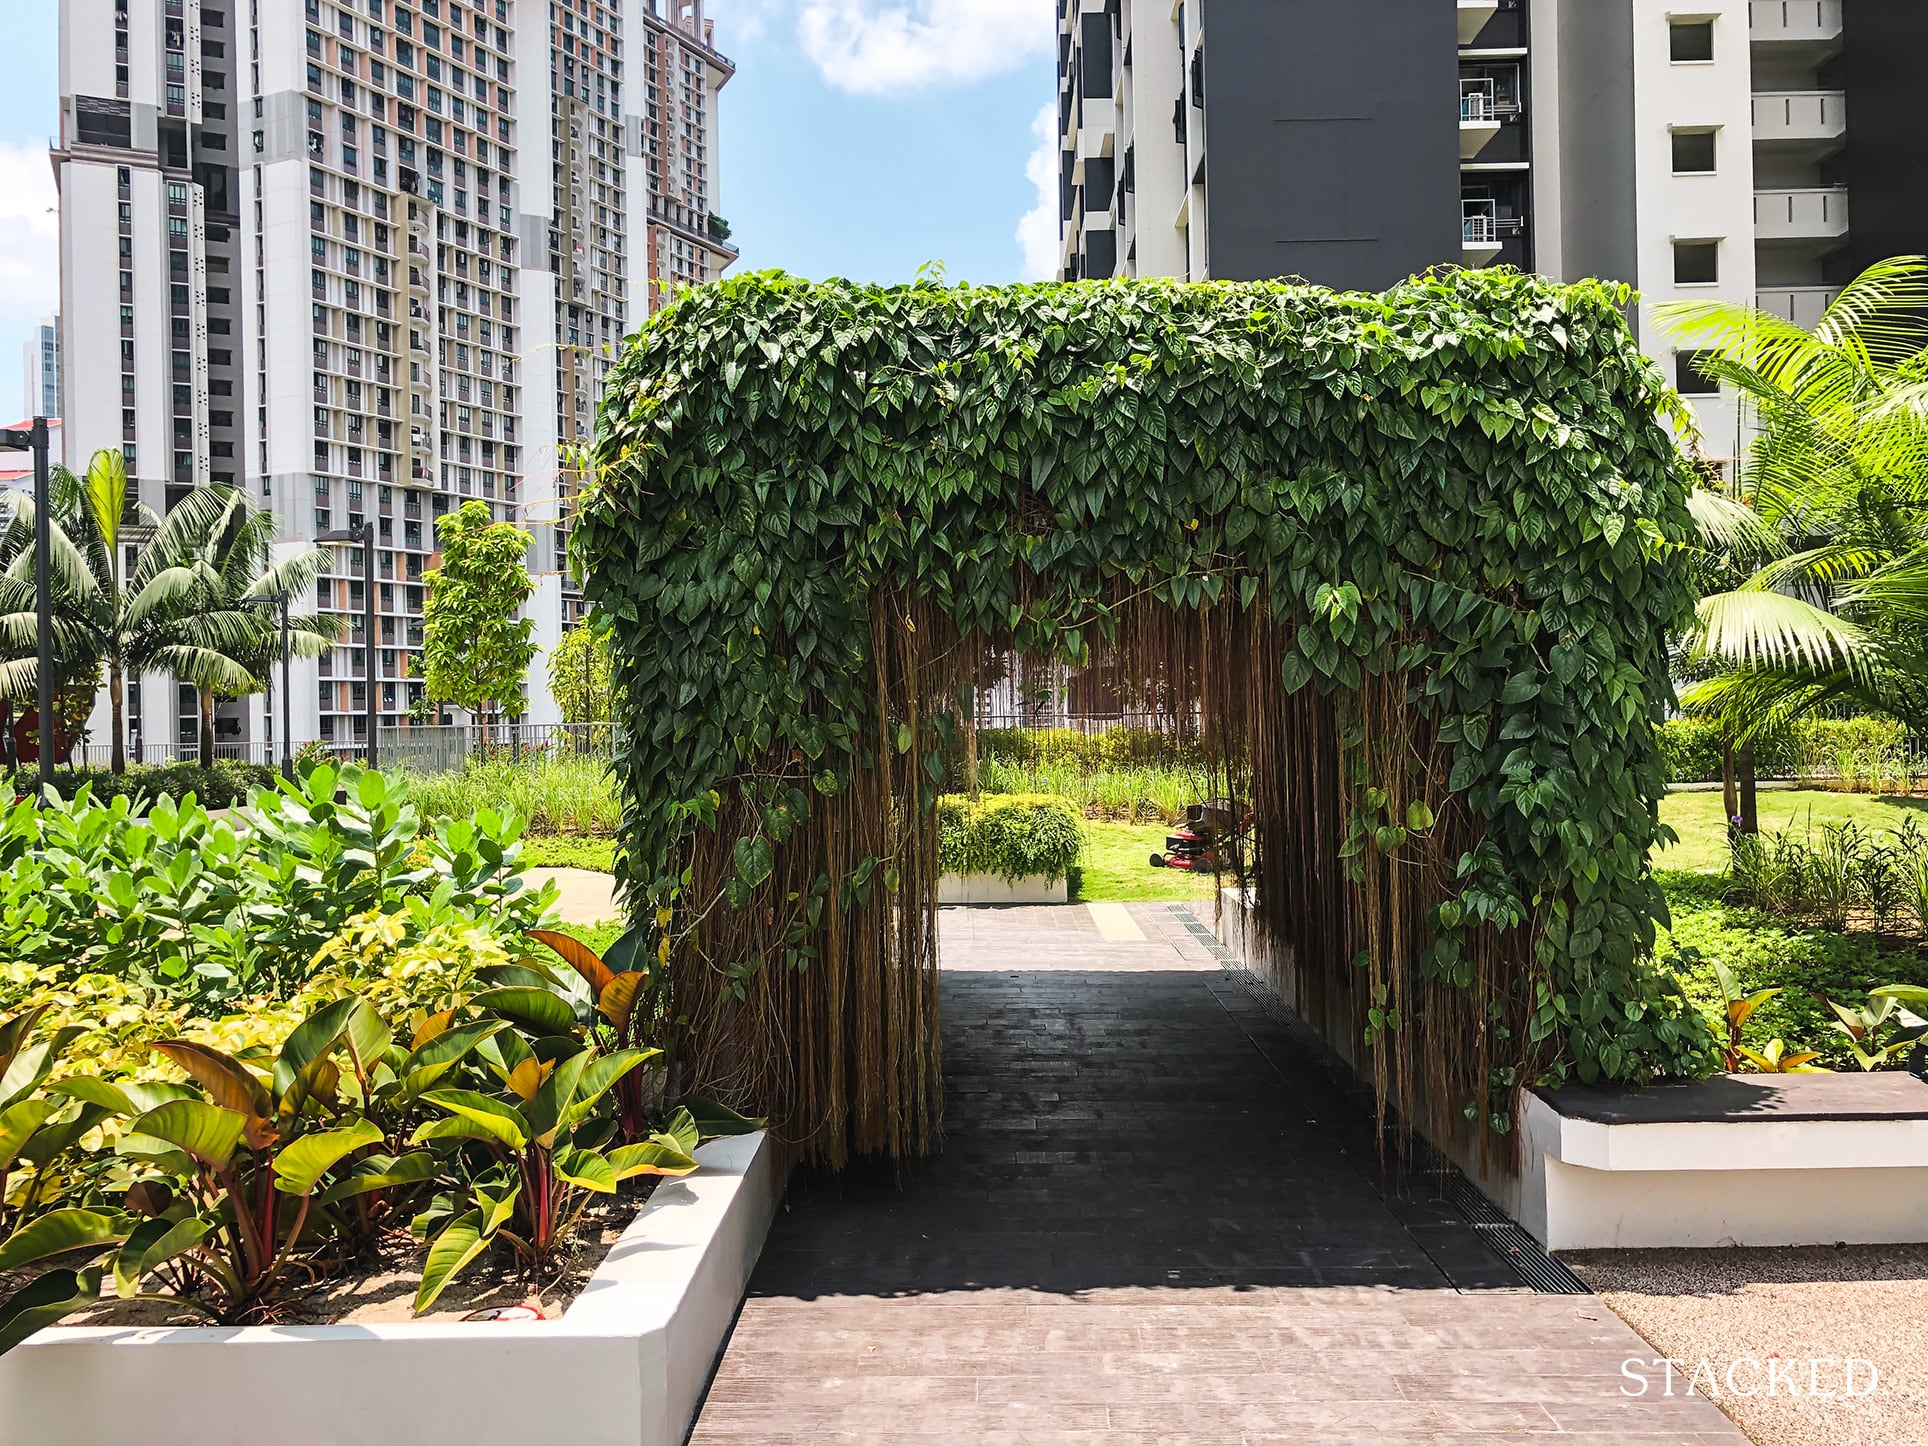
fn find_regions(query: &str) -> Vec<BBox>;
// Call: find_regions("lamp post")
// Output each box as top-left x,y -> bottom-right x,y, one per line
0,418 -> 54,793
245,587 -> 296,781
317,522 -> 378,769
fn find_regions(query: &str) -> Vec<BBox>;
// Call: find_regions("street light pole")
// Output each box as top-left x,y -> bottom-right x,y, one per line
279,593 -> 293,782
317,521 -> 378,769
31,419 -> 51,794
1,418 -> 54,793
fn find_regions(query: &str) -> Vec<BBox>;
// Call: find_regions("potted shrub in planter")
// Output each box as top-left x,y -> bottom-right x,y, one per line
936,793 -> 1084,905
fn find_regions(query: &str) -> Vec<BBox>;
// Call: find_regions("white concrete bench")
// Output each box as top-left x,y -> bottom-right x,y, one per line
1490,1074 -> 1928,1250
1209,887 -> 1928,1250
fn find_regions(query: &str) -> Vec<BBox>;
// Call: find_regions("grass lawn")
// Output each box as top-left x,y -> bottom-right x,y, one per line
1657,788 -> 1928,873
521,834 -> 619,871
1071,821 -> 1221,905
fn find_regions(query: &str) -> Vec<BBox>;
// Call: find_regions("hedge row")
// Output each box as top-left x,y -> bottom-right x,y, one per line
973,726 -> 1207,770
7,760 -> 278,811
1658,717 -> 1916,785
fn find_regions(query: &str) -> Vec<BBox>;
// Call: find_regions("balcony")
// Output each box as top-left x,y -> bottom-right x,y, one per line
1752,90 -> 1846,159
1458,0 -> 1498,45
1749,0 -> 1843,62
1759,286 -> 1840,330
1461,200 -> 1503,265
1755,186 -> 1849,245
1460,84 -> 1501,158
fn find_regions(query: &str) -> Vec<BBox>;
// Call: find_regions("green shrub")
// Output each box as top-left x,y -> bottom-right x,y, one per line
974,756 -> 1200,823
1794,716 -> 1919,793
1655,719 -> 1798,784
7,760 -> 278,811
0,764 -> 555,1016
1727,815 -> 1928,934
974,726 -> 1207,771
398,753 -> 621,836
936,793 -> 1084,882
1658,870 -> 1928,1070
1657,716 -> 1921,790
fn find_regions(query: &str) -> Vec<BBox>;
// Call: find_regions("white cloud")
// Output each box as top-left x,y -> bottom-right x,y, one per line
1015,103 -> 1059,281
0,144 -> 59,416
721,0 -> 780,45
795,0 -> 1053,95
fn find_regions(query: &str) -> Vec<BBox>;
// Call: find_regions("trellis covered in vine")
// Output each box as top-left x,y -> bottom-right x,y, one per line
575,268 -> 1718,1168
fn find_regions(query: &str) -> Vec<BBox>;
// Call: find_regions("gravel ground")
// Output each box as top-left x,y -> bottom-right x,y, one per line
1567,1245 -> 1928,1446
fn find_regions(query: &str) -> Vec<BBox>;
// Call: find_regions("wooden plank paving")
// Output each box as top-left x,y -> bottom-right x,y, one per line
689,904 -> 1745,1444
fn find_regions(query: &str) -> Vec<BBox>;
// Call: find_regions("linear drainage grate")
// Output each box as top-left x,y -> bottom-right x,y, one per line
1437,1168 -> 1514,1227
1476,1223 -> 1591,1295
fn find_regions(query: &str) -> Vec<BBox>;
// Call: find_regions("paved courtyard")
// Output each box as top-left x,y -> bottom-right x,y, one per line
689,903 -> 1746,1444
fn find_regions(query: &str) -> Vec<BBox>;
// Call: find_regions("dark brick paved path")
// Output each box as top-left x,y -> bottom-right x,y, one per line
689,903 -> 1745,1444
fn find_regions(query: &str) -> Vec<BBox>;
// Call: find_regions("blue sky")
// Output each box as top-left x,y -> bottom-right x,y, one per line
0,0 -> 1058,419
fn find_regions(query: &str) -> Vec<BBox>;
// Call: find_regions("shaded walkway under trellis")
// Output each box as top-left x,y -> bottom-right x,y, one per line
689,905 -> 1744,1443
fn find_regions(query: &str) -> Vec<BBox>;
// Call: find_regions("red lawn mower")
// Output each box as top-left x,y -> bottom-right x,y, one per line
1149,798 -> 1253,875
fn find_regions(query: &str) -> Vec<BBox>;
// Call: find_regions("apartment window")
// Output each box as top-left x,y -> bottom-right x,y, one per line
1671,129 -> 1717,174
1669,19 -> 1715,64
1673,240 -> 1720,286
1676,351 -> 1721,397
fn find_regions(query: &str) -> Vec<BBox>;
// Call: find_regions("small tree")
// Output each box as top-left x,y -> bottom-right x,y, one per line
547,618 -> 615,727
422,499 -> 536,744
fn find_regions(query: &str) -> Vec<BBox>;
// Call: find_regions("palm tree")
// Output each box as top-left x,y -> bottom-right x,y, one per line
1662,256 -> 1928,740
165,489 -> 338,767
0,450 -> 287,772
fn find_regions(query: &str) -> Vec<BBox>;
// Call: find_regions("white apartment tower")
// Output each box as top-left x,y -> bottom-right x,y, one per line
54,0 -> 735,760
20,319 -> 62,422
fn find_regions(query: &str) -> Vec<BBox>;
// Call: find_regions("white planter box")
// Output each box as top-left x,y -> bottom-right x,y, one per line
1207,891 -> 1928,1251
938,871 -> 1068,905
1488,1084 -> 1928,1250
0,1131 -> 779,1446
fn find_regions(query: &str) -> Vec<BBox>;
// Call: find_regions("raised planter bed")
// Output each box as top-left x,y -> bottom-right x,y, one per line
1210,887 -> 1928,1251
1485,1074 -> 1928,1250
938,871 -> 1069,905
0,1131 -> 779,1446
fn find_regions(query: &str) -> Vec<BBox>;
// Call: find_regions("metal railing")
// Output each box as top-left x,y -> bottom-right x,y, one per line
1462,200 -> 1498,246
68,739 -> 277,769
61,723 -> 622,776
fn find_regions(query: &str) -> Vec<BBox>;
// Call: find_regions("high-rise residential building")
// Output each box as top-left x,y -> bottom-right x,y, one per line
1061,0 -> 1889,464
20,319 -> 62,421
53,0 -> 735,761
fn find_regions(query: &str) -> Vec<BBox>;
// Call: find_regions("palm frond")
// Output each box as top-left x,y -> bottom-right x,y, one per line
1682,589 -> 1876,678
145,644 -> 261,694
1744,543 -> 1891,597
79,449 -> 130,557
1685,488 -> 1784,561
1815,254 -> 1928,368
1837,553 -> 1928,633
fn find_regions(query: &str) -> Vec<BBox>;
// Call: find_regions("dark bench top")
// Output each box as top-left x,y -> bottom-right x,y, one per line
1535,1072 -> 1928,1125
